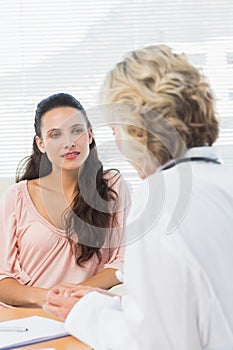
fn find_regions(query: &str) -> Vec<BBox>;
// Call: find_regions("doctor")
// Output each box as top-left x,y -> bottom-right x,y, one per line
44,45 -> 233,349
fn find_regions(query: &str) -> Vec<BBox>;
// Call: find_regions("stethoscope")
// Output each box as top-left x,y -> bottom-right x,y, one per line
161,156 -> 222,171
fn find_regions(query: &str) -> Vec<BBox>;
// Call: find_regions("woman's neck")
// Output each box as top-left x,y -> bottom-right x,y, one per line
40,169 -> 78,200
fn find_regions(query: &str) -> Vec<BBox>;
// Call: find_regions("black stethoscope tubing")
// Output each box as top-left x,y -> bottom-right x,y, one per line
162,156 -> 222,171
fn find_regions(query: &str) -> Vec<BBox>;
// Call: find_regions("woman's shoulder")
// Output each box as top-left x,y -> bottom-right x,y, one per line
0,180 -> 27,208
1,180 -> 26,195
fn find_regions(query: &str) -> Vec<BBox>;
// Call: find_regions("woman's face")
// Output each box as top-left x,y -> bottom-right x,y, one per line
36,107 -> 92,172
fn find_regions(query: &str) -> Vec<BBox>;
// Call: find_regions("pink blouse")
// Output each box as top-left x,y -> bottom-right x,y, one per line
0,178 -> 129,289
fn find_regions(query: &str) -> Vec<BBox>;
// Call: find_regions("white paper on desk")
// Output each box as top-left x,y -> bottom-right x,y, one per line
0,316 -> 69,349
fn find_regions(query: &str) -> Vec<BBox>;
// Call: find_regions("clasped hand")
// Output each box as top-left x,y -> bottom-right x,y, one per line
43,283 -> 113,320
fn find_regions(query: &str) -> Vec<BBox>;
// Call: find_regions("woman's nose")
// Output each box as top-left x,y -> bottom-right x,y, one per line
64,134 -> 76,148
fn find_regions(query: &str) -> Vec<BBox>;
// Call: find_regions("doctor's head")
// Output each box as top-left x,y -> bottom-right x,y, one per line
100,45 -> 219,178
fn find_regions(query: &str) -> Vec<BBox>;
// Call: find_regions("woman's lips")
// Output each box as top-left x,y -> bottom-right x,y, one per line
62,151 -> 80,159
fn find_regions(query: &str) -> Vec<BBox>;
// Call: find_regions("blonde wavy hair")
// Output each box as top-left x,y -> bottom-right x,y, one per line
100,45 -> 219,166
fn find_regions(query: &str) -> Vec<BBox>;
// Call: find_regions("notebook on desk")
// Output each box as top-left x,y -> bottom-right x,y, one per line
0,316 -> 69,349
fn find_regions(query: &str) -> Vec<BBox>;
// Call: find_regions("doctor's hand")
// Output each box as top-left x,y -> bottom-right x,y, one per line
43,288 -> 80,320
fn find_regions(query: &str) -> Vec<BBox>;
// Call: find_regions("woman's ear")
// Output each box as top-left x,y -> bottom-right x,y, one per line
88,128 -> 93,144
35,136 -> 46,153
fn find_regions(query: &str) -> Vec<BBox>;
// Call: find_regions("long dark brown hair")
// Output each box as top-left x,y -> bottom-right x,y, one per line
16,93 -> 119,266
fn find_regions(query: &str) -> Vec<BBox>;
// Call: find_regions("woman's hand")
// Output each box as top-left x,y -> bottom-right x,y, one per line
47,282 -> 78,297
43,285 -> 115,320
43,288 -> 80,320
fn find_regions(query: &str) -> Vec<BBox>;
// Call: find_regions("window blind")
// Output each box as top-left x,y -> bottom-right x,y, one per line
0,0 -> 232,191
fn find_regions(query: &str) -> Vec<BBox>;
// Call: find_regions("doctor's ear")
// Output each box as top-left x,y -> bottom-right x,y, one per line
35,136 -> 46,153
126,125 -> 148,147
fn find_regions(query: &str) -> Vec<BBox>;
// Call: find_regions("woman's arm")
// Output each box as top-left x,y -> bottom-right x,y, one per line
0,186 -> 47,307
79,267 -> 120,289
0,269 -> 118,307
0,268 -> 119,307
0,278 -> 48,307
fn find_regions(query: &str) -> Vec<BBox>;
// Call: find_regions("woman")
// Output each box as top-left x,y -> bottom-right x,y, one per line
44,46 -> 233,349
0,93 -> 128,307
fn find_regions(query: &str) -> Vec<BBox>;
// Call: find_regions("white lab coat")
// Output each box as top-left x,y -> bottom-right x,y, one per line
65,146 -> 233,350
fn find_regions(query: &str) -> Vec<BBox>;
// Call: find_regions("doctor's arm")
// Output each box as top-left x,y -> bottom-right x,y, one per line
44,237 -> 211,350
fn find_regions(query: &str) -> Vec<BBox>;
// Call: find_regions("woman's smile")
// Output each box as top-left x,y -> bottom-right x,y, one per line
62,151 -> 81,160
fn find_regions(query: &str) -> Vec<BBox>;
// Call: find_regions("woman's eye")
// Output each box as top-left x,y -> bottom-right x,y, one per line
50,132 -> 60,138
72,128 -> 84,134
